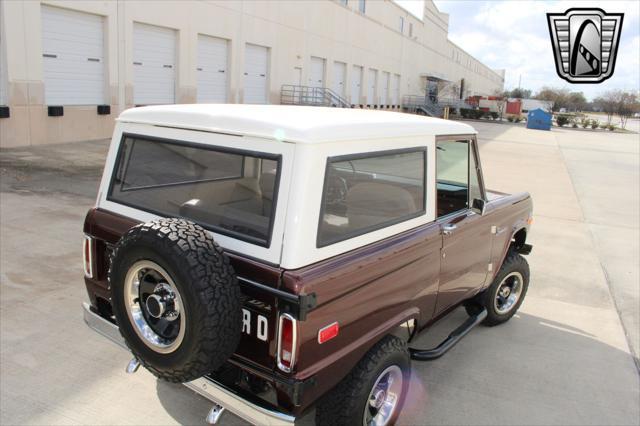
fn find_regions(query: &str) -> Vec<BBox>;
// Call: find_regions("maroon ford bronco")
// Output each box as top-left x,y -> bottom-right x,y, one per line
83,105 -> 533,425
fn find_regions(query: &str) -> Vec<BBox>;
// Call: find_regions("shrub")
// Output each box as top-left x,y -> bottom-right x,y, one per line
581,117 -> 591,128
507,116 -> 515,122
599,122 -> 608,129
460,108 -> 470,118
556,115 -> 570,127
572,122 -> 578,128
607,124 -> 615,131
514,115 -> 524,123
590,120 -> 598,129
489,112 -> 499,120
472,110 -> 485,119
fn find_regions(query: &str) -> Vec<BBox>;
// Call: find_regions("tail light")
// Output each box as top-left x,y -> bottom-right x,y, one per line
277,313 -> 297,373
83,235 -> 93,278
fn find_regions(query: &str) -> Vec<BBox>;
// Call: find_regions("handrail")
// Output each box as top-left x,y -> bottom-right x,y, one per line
281,85 -> 350,108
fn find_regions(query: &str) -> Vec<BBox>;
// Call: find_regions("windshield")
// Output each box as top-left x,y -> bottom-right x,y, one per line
108,135 -> 280,247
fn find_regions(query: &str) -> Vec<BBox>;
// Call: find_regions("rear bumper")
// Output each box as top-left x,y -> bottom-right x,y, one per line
82,303 -> 296,426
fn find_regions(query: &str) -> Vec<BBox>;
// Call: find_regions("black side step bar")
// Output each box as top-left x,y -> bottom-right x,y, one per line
409,308 -> 487,361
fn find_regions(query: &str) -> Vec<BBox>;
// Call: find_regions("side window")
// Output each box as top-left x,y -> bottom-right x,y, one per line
317,148 -> 426,247
469,144 -> 483,205
437,139 -> 469,217
436,139 -> 483,218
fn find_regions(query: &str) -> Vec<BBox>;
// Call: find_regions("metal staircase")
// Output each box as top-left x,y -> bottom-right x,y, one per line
402,95 -> 473,117
402,95 -> 443,117
280,85 -> 351,108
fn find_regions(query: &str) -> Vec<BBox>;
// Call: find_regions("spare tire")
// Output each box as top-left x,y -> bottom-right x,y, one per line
108,218 -> 241,382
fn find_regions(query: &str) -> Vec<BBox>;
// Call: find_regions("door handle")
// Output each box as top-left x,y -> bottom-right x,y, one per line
442,224 -> 457,235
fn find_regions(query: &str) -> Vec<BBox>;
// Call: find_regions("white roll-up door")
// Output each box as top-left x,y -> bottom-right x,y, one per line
391,74 -> 400,105
41,5 -> 105,105
332,62 -> 346,97
133,23 -> 176,105
351,65 -> 363,104
197,35 -> 228,103
0,30 -> 7,105
244,44 -> 269,104
380,72 -> 390,105
309,57 -> 325,88
367,68 -> 377,105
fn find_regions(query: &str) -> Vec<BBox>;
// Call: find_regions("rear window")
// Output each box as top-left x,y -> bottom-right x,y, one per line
108,135 -> 280,246
317,148 -> 426,247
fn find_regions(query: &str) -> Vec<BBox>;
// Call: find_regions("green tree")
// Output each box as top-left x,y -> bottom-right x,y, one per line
535,87 -> 570,112
593,91 -> 617,124
567,92 -> 587,112
617,91 -> 639,129
507,88 -> 532,99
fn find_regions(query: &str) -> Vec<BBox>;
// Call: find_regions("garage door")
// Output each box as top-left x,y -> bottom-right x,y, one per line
332,61 -> 346,98
41,5 -> 105,105
391,74 -> 400,105
309,57 -> 325,88
133,23 -> 176,105
0,31 -> 6,105
380,72 -> 390,106
197,35 -> 228,103
244,44 -> 268,104
351,65 -> 362,104
367,68 -> 377,105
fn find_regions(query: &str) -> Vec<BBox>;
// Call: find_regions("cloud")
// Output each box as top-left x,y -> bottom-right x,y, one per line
435,0 -> 640,99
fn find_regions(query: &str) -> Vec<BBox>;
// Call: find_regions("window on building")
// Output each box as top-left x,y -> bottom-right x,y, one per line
409,23 -> 414,37
109,135 -> 281,247
399,17 -> 404,33
317,148 -> 426,247
358,0 -> 366,13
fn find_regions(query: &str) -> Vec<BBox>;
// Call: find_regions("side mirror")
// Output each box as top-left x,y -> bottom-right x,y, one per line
471,198 -> 487,215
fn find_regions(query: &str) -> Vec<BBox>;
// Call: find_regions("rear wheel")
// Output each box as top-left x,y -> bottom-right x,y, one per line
316,336 -> 410,426
465,251 -> 530,326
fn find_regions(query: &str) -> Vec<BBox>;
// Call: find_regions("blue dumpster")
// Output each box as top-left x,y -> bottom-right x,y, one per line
527,108 -> 552,131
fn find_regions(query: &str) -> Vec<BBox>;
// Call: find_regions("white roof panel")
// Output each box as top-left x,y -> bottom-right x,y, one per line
117,104 -> 477,143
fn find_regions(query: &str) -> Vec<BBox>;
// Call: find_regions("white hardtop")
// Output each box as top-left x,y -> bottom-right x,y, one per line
117,104 -> 477,144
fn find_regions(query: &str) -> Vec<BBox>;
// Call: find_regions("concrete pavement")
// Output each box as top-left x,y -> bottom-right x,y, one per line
1,122 -> 639,425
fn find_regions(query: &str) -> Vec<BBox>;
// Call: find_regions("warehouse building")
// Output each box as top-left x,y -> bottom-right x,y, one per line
0,0 -> 504,148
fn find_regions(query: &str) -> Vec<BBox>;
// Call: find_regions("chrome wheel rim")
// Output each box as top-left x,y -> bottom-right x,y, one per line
124,260 -> 186,353
363,365 -> 403,426
494,271 -> 524,315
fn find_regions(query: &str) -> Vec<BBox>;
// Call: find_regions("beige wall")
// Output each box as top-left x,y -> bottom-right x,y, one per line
0,0 -> 504,148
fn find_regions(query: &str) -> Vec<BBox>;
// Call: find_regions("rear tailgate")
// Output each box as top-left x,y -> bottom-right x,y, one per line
227,253 -> 281,370
84,208 -> 282,371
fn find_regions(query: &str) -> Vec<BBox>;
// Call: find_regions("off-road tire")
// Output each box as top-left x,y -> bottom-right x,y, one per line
315,335 -> 410,426
109,218 -> 241,382
464,250 -> 530,326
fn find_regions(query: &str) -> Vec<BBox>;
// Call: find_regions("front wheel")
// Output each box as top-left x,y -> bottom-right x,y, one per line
465,251 -> 530,326
316,336 -> 410,426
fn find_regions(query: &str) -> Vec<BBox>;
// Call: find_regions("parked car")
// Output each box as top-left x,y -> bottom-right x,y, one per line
83,105 -> 533,425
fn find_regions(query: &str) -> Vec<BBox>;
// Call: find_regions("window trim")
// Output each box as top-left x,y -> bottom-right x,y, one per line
316,146 -> 427,248
107,132 -> 283,248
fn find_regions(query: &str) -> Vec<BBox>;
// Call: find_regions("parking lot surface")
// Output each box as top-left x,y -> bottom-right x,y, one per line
1,120 -> 639,425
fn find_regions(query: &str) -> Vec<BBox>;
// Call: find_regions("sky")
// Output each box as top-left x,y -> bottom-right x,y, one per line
394,0 -> 640,100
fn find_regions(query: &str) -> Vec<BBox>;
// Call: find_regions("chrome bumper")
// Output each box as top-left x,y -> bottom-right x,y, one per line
82,303 -> 296,426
